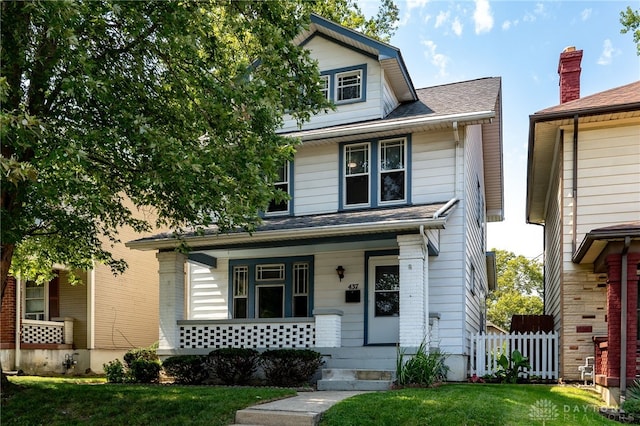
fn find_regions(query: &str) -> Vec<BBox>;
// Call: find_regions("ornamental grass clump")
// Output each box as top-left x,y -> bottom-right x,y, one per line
396,341 -> 449,387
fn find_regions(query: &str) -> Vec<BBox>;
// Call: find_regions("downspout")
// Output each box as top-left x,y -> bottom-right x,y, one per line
621,236 -> 631,401
15,277 -> 21,369
571,114 -> 579,255
453,121 -> 460,196
420,225 -> 429,344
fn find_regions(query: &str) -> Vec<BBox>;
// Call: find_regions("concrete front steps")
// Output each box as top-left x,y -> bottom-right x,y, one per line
317,368 -> 394,391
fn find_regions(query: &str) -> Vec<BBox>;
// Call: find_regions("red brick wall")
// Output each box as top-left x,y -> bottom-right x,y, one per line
1,276 -> 17,344
557,48 -> 583,104
605,253 -> 640,380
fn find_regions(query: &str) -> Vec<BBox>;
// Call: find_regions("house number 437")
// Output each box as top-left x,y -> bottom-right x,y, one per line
348,283 -> 359,290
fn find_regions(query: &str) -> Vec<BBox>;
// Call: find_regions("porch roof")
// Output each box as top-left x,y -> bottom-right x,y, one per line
573,221 -> 640,266
127,201 -> 456,251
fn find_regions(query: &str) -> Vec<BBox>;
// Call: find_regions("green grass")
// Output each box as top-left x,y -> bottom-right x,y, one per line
320,384 -> 619,426
2,376 -> 295,426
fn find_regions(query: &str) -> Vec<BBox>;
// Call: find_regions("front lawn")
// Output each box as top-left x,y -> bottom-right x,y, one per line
320,384 -> 618,426
2,376 -> 295,426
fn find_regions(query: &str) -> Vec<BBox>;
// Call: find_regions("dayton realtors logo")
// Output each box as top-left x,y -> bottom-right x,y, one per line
529,399 -> 559,425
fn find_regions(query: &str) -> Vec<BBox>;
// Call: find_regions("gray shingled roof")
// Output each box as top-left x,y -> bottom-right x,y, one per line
129,202 -> 453,247
386,77 -> 501,120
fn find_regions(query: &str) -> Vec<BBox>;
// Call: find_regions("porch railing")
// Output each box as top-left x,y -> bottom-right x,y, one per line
177,318 -> 316,350
470,331 -> 559,379
21,318 -> 74,345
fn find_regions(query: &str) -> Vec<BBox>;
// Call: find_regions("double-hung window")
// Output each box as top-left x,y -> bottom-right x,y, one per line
232,266 -> 249,319
342,137 -> 409,209
266,162 -> 291,215
320,75 -> 330,100
25,280 -> 46,321
345,143 -> 370,206
336,69 -> 362,102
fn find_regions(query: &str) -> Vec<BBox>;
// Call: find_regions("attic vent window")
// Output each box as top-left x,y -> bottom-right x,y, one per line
336,69 -> 362,102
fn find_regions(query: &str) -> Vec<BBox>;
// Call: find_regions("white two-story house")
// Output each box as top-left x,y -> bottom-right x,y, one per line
128,14 -> 504,386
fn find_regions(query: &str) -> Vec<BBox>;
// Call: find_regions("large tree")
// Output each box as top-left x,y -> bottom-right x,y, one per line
1,0 -> 400,295
0,0 -> 337,295
487,249 -> 544,331
620,6 -> 640,55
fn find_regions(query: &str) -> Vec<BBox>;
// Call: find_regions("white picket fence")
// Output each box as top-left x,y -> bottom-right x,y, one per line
470,331 -> 559,379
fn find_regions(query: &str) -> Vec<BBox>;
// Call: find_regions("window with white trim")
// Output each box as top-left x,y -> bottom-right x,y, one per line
320,75 -> 330,100
379,139 -> 406,203
266,162 -> 290,215
233,266 -> 248,319
345,143 -> 370,206
25,280 -> 46,321
293,263 -> 309,317
336,69 -> 362,102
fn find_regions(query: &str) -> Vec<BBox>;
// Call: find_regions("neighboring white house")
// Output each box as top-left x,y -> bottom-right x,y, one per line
128,14 -> 503,386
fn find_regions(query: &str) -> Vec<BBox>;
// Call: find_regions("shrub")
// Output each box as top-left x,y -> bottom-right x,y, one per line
124,347 -> 159,368
396,342 -> 449,387
260,349 -> 324,387
103,359 -> 125,383
207,348 -> 259,385
623,379 -> 640,417
129,358 -> 162,383
495,349 -> 530,384
162,355 -> 209,385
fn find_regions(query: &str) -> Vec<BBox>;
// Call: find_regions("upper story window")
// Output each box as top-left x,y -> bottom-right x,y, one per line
342,137 -> 409,209
266,162 -> 291,216
320,64 -> 367,105
336,69 -> 362,102
380,139 -> 406,203
320,75 -> 330,100
345,143 -> 370,206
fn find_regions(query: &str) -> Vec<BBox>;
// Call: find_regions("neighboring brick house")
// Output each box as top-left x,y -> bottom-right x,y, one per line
1,203 -> 161,375
526,46 -> 640,404
128,14 -> 503,388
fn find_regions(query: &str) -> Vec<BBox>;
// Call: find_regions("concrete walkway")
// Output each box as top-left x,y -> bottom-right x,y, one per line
233,391 -> 368,426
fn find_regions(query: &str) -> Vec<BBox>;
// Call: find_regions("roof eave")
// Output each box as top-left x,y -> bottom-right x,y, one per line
127,216 -> 451,251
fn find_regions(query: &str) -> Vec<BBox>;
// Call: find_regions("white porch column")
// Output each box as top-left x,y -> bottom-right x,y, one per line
314,309 -> 343,348
156,251 -> 187,351
397,234 -> 428,348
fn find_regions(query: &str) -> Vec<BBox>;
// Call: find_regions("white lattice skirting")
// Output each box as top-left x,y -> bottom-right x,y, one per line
179,321 -> 316,349
21,321 -> 64,344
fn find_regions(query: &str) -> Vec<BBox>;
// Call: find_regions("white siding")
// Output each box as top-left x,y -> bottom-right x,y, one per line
280,36 -> 383,132
411,130 -> 457,204
544,144 -> 562,330
381,71 -> 399,116
462,125 -> 489,350
188,260 -> 229,320
293,143 -> 339,215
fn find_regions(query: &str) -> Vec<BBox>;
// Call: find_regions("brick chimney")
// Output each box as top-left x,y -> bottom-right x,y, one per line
558,46 -> 583,104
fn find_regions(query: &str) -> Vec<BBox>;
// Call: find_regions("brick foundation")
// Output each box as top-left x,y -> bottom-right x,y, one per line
1,277 -> 17,344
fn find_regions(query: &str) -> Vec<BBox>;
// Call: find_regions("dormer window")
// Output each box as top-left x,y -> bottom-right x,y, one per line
336,69 -> 362,102
320,75 -> 330,100
320,64 -> 367,105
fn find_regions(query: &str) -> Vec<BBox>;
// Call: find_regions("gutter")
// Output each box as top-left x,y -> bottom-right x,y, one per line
284,111 -> 495,142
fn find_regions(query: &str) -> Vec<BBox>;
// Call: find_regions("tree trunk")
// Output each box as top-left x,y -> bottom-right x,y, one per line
1,242 -> 15,304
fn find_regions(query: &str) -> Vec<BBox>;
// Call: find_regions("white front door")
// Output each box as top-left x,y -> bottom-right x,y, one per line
367,255 -> 400,344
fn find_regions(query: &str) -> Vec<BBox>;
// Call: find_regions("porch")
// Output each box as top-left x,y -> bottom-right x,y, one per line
20,317 -> 74,349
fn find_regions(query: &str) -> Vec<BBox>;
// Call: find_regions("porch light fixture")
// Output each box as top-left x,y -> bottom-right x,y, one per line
336,265 -> 345,281
348,162 -> 357,168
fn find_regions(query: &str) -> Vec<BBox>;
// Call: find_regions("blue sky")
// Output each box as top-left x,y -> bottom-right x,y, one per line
360,0 -> 640,258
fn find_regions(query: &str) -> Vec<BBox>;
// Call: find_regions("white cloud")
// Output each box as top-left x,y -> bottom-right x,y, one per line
435,10 -> 450,29
399,0 -> 431,27
473,0 -> 494,34
421,39 -> 450,76
523,2 -> 545,22
598,39 -> 621,65
580,8 -> 592,21
452,17 -> 463,36
502,20 -> 511,31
